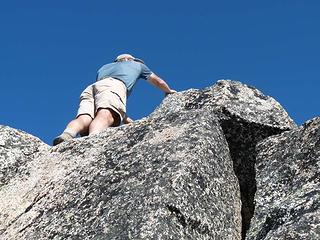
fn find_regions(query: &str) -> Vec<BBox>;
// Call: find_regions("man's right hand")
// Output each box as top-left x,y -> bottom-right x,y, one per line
123,116 -> 134,124
148,73 -> 176,95
165,89 -> 177,96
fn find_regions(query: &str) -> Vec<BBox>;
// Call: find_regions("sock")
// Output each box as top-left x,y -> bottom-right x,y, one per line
63,128 -> 77,138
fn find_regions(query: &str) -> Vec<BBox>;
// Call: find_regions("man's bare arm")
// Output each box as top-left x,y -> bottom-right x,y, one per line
147,73 -> 176,94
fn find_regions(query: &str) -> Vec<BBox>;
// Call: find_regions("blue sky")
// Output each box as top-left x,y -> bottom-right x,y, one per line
1,1 -> 319,145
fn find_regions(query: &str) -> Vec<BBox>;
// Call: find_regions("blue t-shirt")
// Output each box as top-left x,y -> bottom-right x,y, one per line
96,61 -> 153,95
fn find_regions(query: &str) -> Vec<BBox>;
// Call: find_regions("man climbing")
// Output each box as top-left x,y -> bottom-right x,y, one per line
53,53 -> 176,146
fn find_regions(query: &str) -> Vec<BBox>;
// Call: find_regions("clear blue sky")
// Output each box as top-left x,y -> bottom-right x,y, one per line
1,1 -> 319,145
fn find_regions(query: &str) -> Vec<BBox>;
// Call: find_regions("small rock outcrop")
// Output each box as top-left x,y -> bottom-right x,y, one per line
247,117 -> 320,240
0,126 -> 49,187
1,79 -> 311,239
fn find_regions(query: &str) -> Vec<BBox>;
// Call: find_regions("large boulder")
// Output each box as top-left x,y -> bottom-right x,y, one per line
246,117 -> 320,240
0,80 -> 297,239
0,107 -> 242,239
154,80 -> 296,237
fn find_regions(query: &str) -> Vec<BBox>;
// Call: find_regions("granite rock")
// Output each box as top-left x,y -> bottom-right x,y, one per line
152,80 -> 296,236
247,117 -> 320,240
0,126 -> 50,187
0,107 -> 241,239
0,80 -> 298,239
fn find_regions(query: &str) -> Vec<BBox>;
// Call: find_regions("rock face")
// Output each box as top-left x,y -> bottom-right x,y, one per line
167,80 -> 296,237
0,126 -> 49,187
0,80 -> 301,239
1,107 -> 241,239
247,117 -> 320,240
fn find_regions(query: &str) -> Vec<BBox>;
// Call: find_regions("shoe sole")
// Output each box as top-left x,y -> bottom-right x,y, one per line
53,137 -> 66,146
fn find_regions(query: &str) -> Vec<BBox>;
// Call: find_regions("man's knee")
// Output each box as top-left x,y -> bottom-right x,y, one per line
77,114 -> 93,125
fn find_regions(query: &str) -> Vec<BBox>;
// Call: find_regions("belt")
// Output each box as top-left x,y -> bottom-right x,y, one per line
99,76 -> 123,82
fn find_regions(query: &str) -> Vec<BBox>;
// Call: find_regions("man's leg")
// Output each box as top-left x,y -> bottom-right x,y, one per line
65,114 -> 93,136
53,114 -> 93,146
53,84 -> 94,146
88,108 -> 116,135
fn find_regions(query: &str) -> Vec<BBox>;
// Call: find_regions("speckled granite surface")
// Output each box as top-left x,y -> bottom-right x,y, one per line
152,80 -> 297,237
246,117 -> 320,240
0,126 -> 50,187
0,105 -> 241,240
0,80 -> 301,239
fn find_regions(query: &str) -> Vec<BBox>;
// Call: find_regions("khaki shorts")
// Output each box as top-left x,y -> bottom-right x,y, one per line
77,77 -> 127,125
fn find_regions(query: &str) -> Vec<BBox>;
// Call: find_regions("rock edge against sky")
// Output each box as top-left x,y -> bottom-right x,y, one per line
1,80 -> 318,239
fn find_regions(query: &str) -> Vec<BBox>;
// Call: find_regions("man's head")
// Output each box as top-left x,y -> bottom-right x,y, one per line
114,53 -> 145,64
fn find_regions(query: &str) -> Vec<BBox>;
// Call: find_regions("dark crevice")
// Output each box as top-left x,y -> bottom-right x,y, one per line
219,117 -> 285,239
23,193 -> 47,214
167,205 -> 187,227
182,90 -> 291,239
18,210 -> 44,233
3,193 -> 47,234
23,149 -> 40,156
167,205 -> 210,235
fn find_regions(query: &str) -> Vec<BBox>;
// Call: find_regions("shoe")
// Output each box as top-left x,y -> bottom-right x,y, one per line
53,132 -> 74,146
